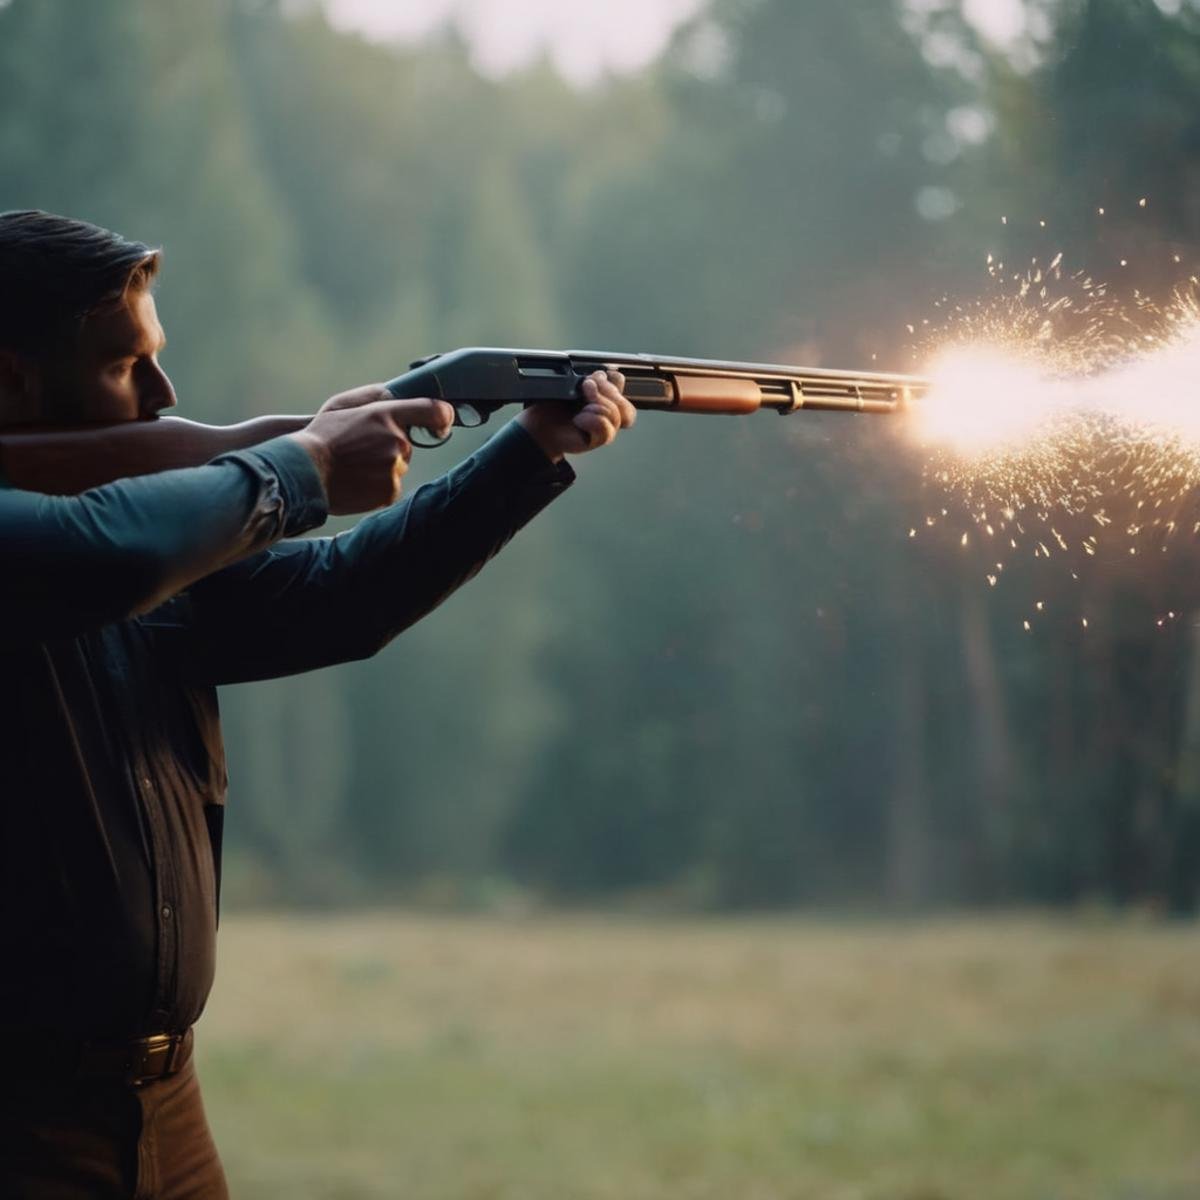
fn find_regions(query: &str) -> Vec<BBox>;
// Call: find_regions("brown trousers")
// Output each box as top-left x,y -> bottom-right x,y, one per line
0,1051 -> 228,1199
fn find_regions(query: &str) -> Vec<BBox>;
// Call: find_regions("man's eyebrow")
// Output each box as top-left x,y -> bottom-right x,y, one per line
94,324 -> 167,360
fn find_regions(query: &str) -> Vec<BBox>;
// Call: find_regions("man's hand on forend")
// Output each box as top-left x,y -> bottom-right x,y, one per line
515,370 -> 637,463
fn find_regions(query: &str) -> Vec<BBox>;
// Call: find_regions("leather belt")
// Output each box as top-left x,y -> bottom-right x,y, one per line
4,1027 -> 193,1087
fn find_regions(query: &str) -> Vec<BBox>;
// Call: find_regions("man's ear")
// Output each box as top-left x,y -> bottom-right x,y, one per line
0,349 -> 42,425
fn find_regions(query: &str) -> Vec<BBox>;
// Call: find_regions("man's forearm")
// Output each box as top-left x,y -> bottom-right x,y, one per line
354,421 -> 576,643
0,414 -> 312,494
179,421 -> 574,685
0,436 -> 327,647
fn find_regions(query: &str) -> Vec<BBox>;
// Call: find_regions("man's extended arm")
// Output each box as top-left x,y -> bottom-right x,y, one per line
171,422 -> 574,686
0,437 -> 327,650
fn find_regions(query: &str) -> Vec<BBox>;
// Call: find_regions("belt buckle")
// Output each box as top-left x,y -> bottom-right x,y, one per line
128,1033 -> 177,1086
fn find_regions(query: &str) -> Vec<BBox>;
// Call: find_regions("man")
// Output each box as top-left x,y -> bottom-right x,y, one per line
0,209 -> 635,1198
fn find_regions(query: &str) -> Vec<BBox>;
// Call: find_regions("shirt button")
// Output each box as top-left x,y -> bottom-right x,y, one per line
161,904 -> 173,920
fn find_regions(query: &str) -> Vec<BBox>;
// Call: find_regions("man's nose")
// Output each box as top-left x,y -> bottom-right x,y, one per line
139,361 -> 177,417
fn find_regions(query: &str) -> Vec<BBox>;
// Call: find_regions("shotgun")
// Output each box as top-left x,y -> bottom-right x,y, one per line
388,348 -> 927,445
0,347 -> 929,492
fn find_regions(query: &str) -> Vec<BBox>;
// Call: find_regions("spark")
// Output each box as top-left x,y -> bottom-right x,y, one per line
905,245 -> 1200,628
910,287 -> 1200,458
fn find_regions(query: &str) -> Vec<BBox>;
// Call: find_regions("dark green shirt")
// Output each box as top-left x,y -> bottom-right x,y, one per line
0,424 -> 572,1037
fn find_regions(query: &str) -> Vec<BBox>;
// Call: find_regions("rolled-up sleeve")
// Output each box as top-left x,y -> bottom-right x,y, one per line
176,421 -> 575,685
0,435 -> 328,649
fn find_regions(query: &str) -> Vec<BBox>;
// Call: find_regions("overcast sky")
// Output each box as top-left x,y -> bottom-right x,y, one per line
323,0 -> 705,83
321,0 -> 1030,84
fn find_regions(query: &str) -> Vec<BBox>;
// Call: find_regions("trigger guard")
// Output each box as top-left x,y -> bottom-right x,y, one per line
408,427 -> 453,450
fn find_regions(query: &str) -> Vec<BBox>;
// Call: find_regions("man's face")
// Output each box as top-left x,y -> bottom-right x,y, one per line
3,287 -> 177,427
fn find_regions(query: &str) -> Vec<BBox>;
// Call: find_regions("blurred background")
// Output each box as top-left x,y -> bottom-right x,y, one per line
4,0 -> 1200,1195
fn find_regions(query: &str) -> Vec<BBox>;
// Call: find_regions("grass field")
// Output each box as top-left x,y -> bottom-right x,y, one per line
197,913 -> 1200,1199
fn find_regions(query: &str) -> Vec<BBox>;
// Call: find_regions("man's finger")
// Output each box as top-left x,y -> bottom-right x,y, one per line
600,383 -> 636,428
322,383 -> 391,411
585,388 -> 624,432
377,397 -> 455,437
595,374 -> 636,428
574,408 -> 618,447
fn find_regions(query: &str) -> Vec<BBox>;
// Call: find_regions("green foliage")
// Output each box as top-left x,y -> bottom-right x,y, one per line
4,0 -> 1200,909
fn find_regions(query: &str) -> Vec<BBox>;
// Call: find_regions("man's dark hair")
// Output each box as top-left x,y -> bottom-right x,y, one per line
0,210 -> 160,357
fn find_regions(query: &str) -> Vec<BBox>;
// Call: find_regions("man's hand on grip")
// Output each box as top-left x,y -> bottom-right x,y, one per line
291,385 -> 453,515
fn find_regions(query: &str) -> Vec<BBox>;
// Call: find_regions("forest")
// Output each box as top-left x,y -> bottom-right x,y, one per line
4,0 -> 1200,911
